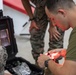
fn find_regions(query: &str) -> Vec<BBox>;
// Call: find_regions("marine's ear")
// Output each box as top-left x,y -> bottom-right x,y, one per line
45,6 -> 51,18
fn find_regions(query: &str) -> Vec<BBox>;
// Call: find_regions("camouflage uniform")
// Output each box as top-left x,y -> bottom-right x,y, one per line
30,0 -> 64,61
0,47 -> 8,75
30,0 -> 64,75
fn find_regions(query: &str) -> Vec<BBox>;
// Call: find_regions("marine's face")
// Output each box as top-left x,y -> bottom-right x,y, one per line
45,7 -> 70,31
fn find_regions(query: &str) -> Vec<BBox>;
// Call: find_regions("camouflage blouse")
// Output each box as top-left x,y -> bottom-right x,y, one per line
0,47 -> 8,75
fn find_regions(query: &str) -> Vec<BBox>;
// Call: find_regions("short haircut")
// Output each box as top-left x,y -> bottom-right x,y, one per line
45,0 -> 75,13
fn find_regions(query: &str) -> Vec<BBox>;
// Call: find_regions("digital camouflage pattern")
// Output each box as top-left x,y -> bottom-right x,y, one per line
0,47 -> 8,75
30,0 -> 64,61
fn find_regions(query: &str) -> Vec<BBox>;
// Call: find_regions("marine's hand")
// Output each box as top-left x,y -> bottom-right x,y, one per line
37,54 -> 50,68
48,26 -> 61,41
29,20 -> 39,32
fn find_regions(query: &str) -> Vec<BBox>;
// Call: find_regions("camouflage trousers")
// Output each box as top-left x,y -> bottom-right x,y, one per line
0,47 -> 8,75
30,7 -> 64,61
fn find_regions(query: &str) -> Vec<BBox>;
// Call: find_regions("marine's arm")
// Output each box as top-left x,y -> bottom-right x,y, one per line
37,54 -> 76,75
48,59 -> 76,75
21,0 -> 39,31
21,0 -> 33,19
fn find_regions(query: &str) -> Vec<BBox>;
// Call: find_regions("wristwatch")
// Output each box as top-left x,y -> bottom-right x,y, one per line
29,17 -> 35,21
44,59 -> 51,67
